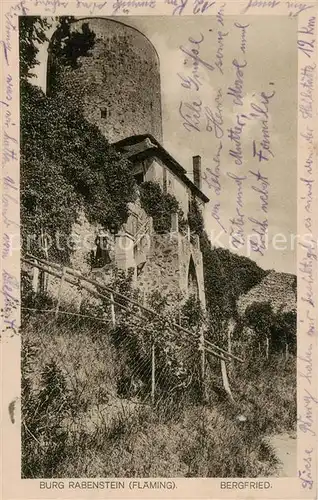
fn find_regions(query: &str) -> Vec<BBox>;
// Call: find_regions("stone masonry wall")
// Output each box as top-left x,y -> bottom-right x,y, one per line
137,232 -> 206,309
45,211 -> 114,310
48,18 -> 163,143
137,233 -> 180,301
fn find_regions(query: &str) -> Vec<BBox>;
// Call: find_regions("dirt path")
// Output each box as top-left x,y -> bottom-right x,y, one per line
269,433 -> 297,477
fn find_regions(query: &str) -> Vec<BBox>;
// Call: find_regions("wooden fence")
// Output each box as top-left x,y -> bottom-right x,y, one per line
22,254 -> 244,405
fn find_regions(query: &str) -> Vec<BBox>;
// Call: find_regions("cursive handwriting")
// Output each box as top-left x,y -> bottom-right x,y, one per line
299,64 -> 315,119
193,0 -> 215,14
289,1 -> 314,16
227,114 -> 246,166
165,0 -> 188,15
2,270 -> 19,336
216,2 -> 225,25
234,22 -> 249,55
211,202 -> 227,233
205,88 -> 224,138
180,35 -> 215,73
33,0 -> 68,13
242,88 -> 276,162
248,217 -> 268,256
227,58 -> 247,106
299,447 -> 314,489
178,33 -> 204,91
299,343 -> 313,385
298,388 -> 318,435
227,173 -> 247,249
242,0 -> 280,14
202,141 -> 222,195
179,99 -> 202,132
301,125 -> 314,145
249,170 -> 269,214
1,1 -> 29,67
213,29 -> 229,74
297,18 -> 316,58
299,238 -> 316,308
112,0 -> 156,12
300,177 -> 313,215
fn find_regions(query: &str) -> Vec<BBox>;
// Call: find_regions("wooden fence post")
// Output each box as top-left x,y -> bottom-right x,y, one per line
55,267 -> 67,319
32,260 -> 39,293
265,336 -> 269,360
227,318 -> 236,377
228,327 -> 232,357
151,342 -> 155,406
221,359 -> 234,402
110,292 -> 116,327
200,328 -> 206,401
40,226 -> 49,291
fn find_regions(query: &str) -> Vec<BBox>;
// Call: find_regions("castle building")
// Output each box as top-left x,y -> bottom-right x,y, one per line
45,17 -> 209,307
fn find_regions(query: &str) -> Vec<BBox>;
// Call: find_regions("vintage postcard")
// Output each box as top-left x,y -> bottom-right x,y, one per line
1,1 -> 317,499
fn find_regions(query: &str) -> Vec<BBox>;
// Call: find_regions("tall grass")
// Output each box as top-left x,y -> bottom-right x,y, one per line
21,309 -> 295,478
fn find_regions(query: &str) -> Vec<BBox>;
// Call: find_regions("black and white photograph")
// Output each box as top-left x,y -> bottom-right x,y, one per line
17,14 -> 300,480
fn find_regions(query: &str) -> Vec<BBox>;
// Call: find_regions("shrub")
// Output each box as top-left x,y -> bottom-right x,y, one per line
20,79 -> 137,263
22,349 -> 71,477
188,197 -> 204,236
139,181 -> 186,233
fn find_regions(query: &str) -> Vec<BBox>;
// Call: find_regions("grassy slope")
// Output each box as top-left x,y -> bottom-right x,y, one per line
21,313 -> 296,478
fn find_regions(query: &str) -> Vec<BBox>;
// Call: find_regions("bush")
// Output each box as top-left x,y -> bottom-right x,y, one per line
22,347 -> 71,477
244,301 -> 297,356
20,80 -> 137,263
188,197 -> 204,236
139,181 -> 186,233
21,290 -> 294,478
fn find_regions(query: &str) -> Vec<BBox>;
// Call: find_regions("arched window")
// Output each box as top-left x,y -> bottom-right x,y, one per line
188,256 -> 199,299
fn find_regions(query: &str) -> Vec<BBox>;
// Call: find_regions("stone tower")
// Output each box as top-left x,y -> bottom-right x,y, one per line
46,18 -> 208,308
47,18 -> 163,143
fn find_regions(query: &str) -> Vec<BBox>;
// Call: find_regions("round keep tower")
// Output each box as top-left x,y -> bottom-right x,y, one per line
47,18 -> 163,143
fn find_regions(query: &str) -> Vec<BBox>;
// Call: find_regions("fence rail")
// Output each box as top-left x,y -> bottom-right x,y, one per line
23,254 -> 243,364
22,253 -> 243,405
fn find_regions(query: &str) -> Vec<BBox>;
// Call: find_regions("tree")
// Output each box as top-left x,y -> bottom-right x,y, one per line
199,229 -> 268,342
19,16 -> 51,80
47,17 -> 96,96
271,310 -> 297,355
139,181 -> 186,233
244,302 -> 274,358
20,80 -> 137,262
188,197 -> 204,236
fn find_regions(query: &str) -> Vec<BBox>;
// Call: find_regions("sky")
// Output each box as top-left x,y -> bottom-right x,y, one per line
33,16 -> 298,274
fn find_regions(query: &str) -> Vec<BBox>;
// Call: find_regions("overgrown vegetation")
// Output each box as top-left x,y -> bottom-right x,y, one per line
139,181 -> 187,233
47,17 -> 96,92
188,197 -> 204,236
21,269 -> 296,477
243,301 -> 296,355
199,232 -> 269,333
19,16 -> 51,80
22,289 -> 292,478
20,17 -> 136,263
20,16 -> 296,479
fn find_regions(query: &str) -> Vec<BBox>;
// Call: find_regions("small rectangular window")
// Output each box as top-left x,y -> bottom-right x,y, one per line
135,172 -> 144,185
100,107 -> 107,119
163,168 -> 167,193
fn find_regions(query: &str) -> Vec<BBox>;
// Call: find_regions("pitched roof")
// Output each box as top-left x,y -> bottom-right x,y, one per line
113,134 -> 209,203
